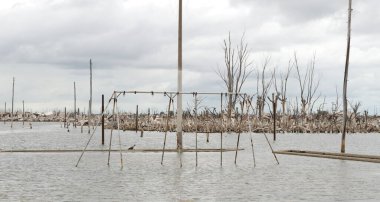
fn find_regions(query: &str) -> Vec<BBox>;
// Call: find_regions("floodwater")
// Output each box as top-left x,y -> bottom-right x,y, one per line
1,122 -> 380,201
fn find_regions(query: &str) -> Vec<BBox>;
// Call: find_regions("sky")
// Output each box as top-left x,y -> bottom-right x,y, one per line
0,0 -> 379,114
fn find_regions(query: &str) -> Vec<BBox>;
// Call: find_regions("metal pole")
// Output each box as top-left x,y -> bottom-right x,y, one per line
115,99 -> 124,169
264,133 -> 280,165
76,93 -> 114,167
161,96 -> 173,165
102,94 -> 105,145
108,95 -> 116,166
176,0 -> 183,150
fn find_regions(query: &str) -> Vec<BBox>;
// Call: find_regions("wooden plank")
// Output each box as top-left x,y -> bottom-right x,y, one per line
282,150 -> 380,160
0,148 -> 243,153
274,150 -> 380,163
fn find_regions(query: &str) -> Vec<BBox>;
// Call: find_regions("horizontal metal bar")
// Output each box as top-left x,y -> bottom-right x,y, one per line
114,90 -> 249,96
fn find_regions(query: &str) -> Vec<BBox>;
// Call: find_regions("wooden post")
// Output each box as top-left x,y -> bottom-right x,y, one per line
64,107 -> 67,128
135,105 -> 139,133
11,77 -> 15,128
246,98 -> 256,167
176,0 -> 183,150
342,0 -> 352,153
102,94 -> 105,145
364,110 -> 368,132
74,81 -> 77,128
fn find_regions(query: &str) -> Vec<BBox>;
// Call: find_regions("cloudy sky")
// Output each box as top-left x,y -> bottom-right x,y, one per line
0,0 -> 379,114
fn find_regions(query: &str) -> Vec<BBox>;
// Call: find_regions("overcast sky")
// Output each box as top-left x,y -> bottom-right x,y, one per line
0,0 -> 379,114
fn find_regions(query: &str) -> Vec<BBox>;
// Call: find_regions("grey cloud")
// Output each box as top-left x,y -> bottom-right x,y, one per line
0,0 -> 178,69
0,0 -> 379,113
233,0 -> 345,24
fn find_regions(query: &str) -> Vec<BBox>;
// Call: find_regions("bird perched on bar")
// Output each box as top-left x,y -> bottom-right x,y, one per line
128,144 -> 136,150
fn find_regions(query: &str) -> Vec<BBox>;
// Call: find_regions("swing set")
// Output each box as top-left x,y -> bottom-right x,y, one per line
75,90 -> 279,169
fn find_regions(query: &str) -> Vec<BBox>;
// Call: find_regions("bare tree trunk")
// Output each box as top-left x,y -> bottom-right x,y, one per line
341,0 -> 352,153
217,33 -> 253,120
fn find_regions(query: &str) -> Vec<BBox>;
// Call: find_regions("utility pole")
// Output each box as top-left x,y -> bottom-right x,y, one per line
176,0 -> 183,150
341,0 -> 352,153
11,77 -> 15,128
88,59 -> 93,134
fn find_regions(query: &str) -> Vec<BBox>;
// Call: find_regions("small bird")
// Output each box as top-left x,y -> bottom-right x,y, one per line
128,144 -> 136,150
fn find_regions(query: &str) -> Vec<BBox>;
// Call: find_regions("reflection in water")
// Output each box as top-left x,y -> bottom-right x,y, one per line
0,122 -> 380,201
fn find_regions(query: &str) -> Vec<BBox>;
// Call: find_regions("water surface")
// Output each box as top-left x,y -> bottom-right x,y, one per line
1,122 -> 379,201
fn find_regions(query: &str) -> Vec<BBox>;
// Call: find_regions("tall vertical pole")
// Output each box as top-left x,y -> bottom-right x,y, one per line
341,0 -> 352,153
11,77 -> 15,128
88,100 -> 90,132
102,94 -> 105,145
176,0 -> 183,150
89,59 -> 93,134
135,105 -> 139,133
22,100 -> 25,126
220,93 -> 223,166
74,81 -> 77,128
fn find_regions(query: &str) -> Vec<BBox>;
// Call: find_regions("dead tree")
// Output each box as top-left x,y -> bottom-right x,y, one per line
217,33 -> 253,118
268,93 -> 278,141
218,33 -> 252,118
294,53 -> 320,116
332,86 -> 342,113
256,57 -> 273,118
349,101 -> 361,131
274,60 -> 293,115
